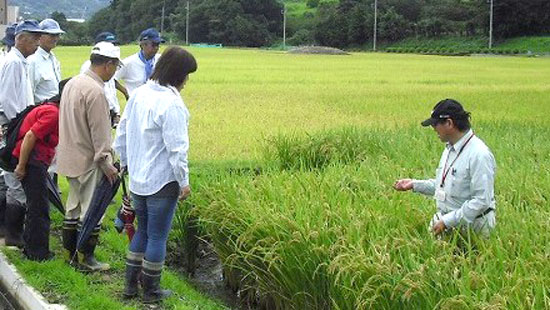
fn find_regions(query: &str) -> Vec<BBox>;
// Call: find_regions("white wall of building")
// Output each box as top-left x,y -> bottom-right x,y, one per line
7,6 -> 18,24
0,0 -> 7,25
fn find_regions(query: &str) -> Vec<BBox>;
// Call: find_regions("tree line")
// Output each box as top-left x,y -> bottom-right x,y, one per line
56,0 -> 550,48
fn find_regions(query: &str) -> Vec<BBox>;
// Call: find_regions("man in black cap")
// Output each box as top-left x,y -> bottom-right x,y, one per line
394,99 -> 496,237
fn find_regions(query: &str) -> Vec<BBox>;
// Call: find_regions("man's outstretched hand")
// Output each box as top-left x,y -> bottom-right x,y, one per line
394,178 -> 413,191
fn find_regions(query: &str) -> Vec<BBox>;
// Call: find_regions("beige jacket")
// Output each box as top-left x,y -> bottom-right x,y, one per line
57,69 -> 113,177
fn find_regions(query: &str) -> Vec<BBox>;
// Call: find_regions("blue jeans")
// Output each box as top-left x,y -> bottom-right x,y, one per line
129,193 -> 178,263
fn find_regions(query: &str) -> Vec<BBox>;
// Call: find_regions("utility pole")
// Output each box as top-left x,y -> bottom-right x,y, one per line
373,0 -> 378,51
282,4 -> 287,49
488,0 -> 494,49
186,0 -> 190,45
160,0 -> 166,34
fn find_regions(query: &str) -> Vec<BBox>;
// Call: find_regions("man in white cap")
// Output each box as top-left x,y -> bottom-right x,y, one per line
28,19 -> 65,191
57,42 -> 120,271
0,20 -> 45,247
80,32 -> 128,128
28,19 -> 64,104
116,28 -> 164,95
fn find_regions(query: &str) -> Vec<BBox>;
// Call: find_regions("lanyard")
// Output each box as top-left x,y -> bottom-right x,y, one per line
440,133 -> 475,188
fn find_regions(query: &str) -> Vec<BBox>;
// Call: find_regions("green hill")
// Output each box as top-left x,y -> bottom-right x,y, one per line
8,0 -> 110,19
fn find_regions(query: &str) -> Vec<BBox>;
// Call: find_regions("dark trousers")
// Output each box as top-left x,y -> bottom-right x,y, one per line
21,163 -> 51,260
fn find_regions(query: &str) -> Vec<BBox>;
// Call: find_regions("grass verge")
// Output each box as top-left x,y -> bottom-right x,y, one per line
2,187 -> 227,310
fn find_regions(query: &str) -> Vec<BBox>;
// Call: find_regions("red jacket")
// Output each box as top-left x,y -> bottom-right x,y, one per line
12,103 -> 59,166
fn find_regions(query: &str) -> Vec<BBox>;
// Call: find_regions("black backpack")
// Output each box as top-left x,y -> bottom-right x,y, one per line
0,104 -> 41,172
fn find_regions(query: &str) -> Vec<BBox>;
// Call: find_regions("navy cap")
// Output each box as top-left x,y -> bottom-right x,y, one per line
138,28 -> 165,44
421,99 -> 470,127
95,31 -> 117,44
15,20 -> 45,35
2,23 -> 17,47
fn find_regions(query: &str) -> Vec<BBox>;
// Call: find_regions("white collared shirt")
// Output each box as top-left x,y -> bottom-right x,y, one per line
114,80 -> 190,195
115,53 -> 160,96
0,48 -> 34,121
28,46 -> 61,103
80,60 -> 120,114
413,129 -> 496,229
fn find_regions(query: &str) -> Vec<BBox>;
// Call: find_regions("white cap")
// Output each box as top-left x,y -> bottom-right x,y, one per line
39,18 -> 65,35
91,42 -> 121,61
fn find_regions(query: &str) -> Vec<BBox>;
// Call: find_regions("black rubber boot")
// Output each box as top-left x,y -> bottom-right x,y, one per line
62,220 -> 78,265
79,234 -> 110,272
142,260 -> 172,304
123,251 -> 144,299
4,203 -> 25,247
0,191 -> 6,237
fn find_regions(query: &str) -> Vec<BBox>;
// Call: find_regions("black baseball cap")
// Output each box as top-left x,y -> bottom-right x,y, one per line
421,99 -> 469,127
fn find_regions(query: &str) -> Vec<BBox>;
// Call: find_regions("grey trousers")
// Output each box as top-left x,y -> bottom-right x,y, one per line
4,172 -> 26,206
0,112 -> 26,206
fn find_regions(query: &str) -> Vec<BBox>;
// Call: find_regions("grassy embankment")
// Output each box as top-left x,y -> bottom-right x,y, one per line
384,35 -> 550,55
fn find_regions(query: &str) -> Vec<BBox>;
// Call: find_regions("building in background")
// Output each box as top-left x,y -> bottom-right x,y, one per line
67,18 -> 85,23
0,0 -> 6,25
0,0 -> 20,36
7,5 -> 18,24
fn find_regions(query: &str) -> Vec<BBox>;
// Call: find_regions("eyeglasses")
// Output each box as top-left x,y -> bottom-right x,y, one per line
109,61 -> 122,69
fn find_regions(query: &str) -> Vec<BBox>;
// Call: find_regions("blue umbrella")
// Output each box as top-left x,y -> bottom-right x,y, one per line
76,175 -> 121,251
45,174 -> 64,214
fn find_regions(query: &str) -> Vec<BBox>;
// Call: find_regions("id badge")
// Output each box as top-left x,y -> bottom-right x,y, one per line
435,189 -> 446,202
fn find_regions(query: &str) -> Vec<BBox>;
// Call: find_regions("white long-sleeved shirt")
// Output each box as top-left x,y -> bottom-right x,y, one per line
413,129 -> 496,229
28,46 -> 61,103
113,80 -> 190,196
0,48 -> 34,121
80,60 -> 120,114
115,53 -> 160,96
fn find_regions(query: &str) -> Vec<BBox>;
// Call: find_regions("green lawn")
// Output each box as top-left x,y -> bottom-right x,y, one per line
4,46 -> 550,309
3,186 -> 226,310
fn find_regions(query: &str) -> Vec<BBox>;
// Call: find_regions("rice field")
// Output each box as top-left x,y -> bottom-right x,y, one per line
55,46 -> 550,309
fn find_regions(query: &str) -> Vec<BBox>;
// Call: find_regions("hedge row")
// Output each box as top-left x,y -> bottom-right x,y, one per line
385,47 -> 528,55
